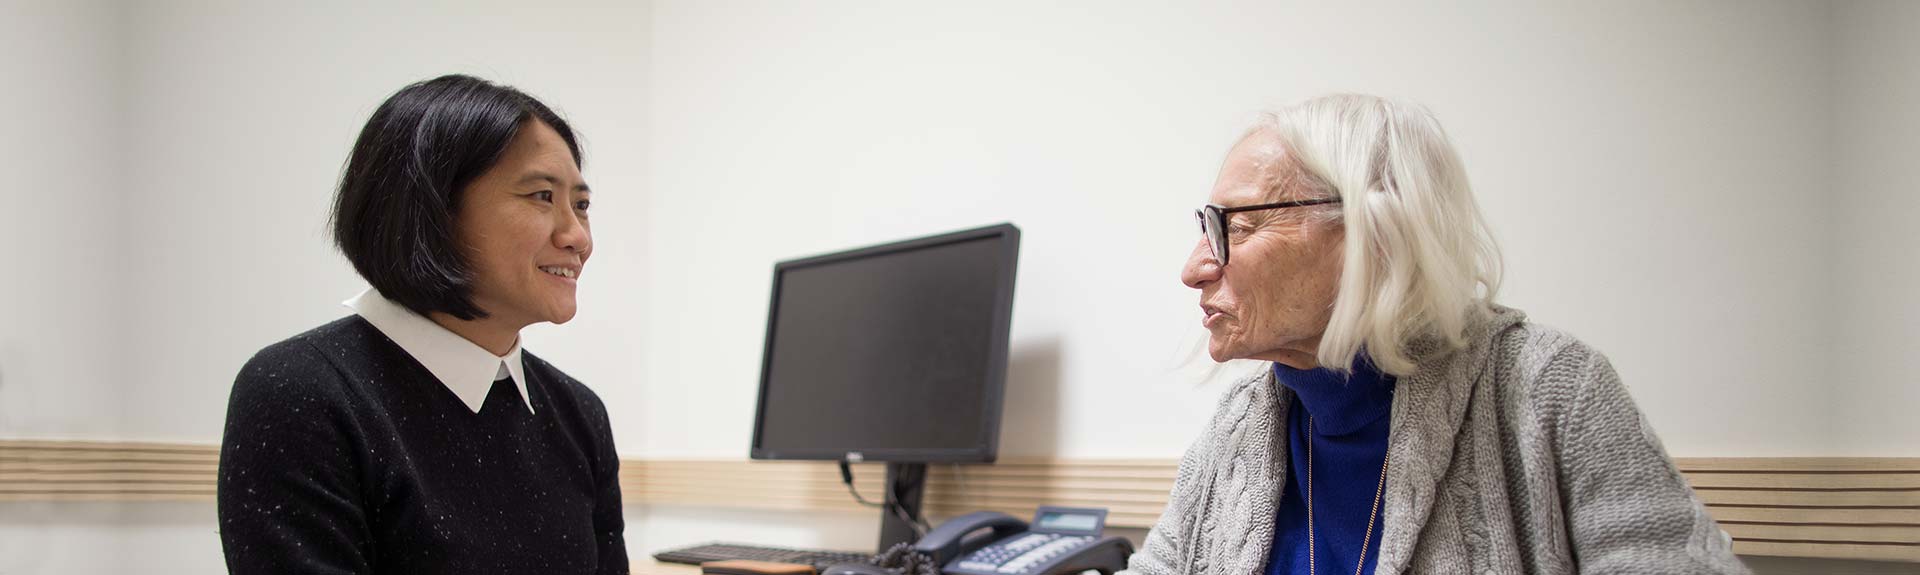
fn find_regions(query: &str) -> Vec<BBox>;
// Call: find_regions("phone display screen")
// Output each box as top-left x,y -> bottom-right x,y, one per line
1034,511 -> 1100,535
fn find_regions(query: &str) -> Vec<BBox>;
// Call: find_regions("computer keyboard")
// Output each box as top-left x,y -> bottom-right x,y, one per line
652,542 -> 876,570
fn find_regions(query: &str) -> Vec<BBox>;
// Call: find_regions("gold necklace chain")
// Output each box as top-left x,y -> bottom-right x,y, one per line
1306,416 -> 1391,575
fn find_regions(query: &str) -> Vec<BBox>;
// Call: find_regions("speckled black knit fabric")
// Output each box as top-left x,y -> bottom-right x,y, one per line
217,316 -> 628,574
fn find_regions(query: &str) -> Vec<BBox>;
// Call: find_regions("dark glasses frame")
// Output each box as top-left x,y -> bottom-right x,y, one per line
1193,197 -> 1342,266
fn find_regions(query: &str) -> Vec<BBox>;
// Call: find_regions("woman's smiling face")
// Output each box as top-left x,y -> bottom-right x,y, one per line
455,119 -> 594,329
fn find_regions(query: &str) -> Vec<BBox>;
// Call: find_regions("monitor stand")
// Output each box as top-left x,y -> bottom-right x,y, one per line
877,462 -> 928,553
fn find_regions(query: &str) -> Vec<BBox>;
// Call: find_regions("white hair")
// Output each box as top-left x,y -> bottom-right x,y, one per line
1257,94 -> 1503,376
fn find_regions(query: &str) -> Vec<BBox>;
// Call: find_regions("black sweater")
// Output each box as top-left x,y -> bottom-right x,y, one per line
217,316 -> 627,574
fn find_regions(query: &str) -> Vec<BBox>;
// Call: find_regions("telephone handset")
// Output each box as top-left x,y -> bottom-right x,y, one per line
914,507 -> 1134,575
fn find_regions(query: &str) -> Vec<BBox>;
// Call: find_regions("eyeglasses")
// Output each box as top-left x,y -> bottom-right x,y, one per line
1193,198 -> 1342,266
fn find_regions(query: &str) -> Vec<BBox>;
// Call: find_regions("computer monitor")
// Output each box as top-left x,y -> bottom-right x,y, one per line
749,223 -> 1020,550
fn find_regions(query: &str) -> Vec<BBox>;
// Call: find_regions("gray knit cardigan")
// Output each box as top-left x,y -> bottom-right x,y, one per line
1122,306 -> 1750,575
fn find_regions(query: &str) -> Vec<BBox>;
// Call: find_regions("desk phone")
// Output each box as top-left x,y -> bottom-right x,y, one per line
919,507 -> 1132,575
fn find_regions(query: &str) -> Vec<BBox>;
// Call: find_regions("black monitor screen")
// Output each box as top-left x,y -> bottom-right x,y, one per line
752,225 -> 1018,462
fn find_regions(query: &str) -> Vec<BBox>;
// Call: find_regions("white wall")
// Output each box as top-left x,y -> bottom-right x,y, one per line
5,1 -> 1918,573
1833,0 -> 1920,456
0,0 -> 124,440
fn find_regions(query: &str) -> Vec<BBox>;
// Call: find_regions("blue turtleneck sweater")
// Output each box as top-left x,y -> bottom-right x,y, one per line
1265,359 -> 1395,575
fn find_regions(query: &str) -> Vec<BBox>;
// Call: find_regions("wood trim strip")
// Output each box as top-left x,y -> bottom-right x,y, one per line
1677,458 -> 1920,473
4,440 -> 1915,562
1695,488 -> 1920,507
1732,540 -> 1920,562
1682,473 -> 1918,490
1706,506 -> 1920,524
1718,523 -> 1920,544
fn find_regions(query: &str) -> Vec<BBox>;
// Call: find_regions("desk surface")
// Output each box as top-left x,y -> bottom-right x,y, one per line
632,558 -> 703,575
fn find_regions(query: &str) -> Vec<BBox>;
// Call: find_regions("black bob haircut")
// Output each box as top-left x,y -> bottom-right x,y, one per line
331,74 -> 582,321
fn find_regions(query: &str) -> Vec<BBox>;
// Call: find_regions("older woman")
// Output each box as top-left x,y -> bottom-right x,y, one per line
217,75 -> 624,574
1125,95 -> 1747,574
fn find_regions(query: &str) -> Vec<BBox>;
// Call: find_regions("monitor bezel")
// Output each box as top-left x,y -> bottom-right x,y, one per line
748,223 -> 1020,463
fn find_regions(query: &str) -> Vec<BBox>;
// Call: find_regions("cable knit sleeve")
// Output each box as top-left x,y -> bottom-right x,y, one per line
1121,374 -> 1264,575
1548,346 -> 1750,574
1120,431 -> 1209,575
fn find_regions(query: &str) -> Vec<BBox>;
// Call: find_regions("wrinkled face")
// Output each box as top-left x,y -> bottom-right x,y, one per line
1180,130 -> 1344,368
456,119 -> 594,328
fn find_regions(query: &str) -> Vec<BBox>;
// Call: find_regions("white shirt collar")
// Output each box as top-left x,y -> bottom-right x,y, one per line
345,288 -> 532,414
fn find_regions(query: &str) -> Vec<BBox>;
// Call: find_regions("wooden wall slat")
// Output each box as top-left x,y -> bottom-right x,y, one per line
1682,472 -> 1918,490
1719,523 -> 1920,544
1706,506 -> 1920,524
0,463 -> 219,474
4,440 -> 1915,562
1732,541 -> 1920,563
0,486 -> 214,496
0,493 -> 217,502
1695,488 -> 1919,507
1679,458 -> 1920,473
